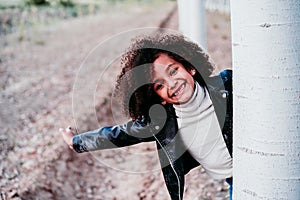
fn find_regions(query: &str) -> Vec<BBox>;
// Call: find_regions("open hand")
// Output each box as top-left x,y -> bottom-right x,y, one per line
59,126 -> 75,150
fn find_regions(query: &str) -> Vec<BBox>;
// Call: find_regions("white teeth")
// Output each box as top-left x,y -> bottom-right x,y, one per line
173,84 -> 184,97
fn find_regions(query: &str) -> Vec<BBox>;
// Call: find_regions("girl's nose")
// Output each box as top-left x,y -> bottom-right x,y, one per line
167,78 -> 177,89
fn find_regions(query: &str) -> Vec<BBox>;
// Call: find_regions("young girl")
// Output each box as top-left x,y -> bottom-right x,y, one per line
60,33 -> 233,200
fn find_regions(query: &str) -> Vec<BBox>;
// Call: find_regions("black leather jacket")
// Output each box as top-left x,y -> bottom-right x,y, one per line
72,70 -> 233,200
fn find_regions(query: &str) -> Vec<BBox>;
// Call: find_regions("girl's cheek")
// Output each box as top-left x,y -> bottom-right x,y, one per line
156,90 -> 165,100
162,90 -> 169,100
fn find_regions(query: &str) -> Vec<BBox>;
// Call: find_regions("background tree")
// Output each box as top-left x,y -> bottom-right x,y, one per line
231,0 -> 300,199
177,0 -> 207,49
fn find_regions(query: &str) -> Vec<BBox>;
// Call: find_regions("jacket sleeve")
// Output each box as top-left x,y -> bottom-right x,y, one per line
220,69 -> 233,156
220,69 -> 232,84
72,119 -> 155,153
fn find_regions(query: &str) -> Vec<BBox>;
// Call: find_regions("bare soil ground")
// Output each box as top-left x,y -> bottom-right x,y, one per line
0,2 -> 232,200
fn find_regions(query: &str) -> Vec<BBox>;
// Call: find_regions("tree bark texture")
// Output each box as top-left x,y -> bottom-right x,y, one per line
231,0 -> 300,199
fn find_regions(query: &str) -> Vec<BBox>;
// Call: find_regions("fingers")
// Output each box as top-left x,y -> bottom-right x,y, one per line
59,128 -> 65,133
59,126 -> 74,134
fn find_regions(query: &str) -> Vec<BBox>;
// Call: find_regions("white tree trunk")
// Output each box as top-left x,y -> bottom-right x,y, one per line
177,0 -> 207,50
231,0 -> 300,199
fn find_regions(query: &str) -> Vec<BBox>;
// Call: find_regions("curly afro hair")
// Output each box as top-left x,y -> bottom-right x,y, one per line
114,33 -> 215,121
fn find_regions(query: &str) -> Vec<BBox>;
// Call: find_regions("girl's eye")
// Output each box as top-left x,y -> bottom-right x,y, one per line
170,67 -> 178,76
155,83 -> 163,90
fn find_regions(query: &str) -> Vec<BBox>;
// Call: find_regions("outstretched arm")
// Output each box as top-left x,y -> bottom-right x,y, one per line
59,120 -> 155,153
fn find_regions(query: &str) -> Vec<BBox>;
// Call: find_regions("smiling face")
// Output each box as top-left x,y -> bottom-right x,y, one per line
152,53 -> 195,105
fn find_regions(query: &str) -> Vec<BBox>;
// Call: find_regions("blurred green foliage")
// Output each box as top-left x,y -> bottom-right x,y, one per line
0,0 -> 171,9
25,0 -> 49,6
25,0 -> 74,7
58,0 -> 74,7
0,0 -> 170,38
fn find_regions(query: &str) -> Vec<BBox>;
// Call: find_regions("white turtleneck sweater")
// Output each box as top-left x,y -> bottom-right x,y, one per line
173,82 -> 232,179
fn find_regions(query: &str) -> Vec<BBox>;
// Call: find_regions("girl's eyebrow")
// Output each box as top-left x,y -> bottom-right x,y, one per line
165,63 -> 176,73
153,79 -> 161,84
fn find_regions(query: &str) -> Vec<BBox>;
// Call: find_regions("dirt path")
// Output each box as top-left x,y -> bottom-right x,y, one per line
0,2 -> 232,200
